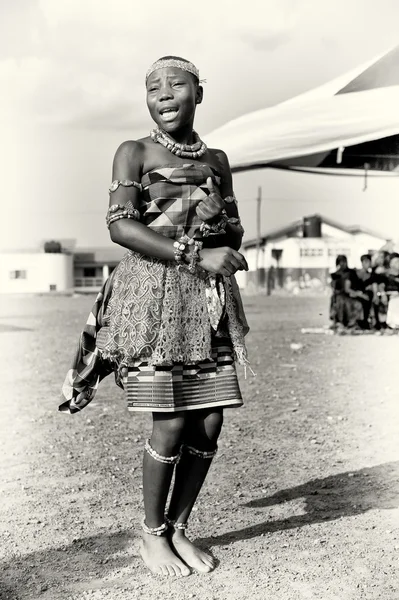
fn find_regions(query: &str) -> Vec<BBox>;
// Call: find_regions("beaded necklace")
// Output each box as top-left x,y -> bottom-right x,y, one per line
150,127 -> 207,159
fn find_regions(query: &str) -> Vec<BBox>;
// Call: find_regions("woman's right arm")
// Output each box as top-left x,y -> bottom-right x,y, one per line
108,141 -> 176,261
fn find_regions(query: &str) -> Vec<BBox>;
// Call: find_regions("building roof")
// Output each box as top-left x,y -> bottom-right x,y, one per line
74,246 -> 125,264
243,213 -> 388,249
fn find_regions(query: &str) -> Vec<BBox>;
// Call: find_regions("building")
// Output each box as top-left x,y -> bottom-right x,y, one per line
238,214 -> 388,292
0,251 -> 74,294
74,246 -> 125,292
0,241 -> 124,294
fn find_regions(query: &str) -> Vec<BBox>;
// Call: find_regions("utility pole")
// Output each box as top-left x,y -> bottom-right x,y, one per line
255,186 -> 262,291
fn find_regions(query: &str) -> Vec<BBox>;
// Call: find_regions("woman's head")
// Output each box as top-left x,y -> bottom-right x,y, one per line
361,254 -> 372,270
389,252 -> 399,272
145,56 -> 203,134
373,250 -> 389,268
336,254 -> 348,269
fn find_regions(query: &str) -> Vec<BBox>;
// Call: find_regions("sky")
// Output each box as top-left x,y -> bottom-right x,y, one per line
1,0 -> 399,251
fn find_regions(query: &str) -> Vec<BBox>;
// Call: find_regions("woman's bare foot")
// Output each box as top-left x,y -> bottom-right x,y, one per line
140,533 -> 191,577
170,530 -> 216,573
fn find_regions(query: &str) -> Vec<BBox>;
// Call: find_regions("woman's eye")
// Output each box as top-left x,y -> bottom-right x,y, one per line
148,87 -> 158,92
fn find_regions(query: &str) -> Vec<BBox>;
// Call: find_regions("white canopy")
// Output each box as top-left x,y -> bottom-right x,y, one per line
204,46 -> 399,174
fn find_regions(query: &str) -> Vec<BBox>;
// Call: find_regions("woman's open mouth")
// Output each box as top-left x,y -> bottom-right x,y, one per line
160,107 -> 179,122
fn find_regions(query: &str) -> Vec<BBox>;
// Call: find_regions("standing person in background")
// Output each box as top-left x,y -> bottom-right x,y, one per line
356,254 -> 373,330
379,253 -> 399,331
371,250 -> 390,330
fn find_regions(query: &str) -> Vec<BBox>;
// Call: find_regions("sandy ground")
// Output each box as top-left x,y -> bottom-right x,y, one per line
0,293 -> 398,600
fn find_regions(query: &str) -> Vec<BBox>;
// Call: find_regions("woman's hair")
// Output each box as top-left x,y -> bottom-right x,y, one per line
361,254 -> 372,262
336,254 -> 347,266
389,252 -> 399,261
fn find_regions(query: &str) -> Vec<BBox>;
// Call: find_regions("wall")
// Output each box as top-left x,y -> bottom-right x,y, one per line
0,253 -> 74,293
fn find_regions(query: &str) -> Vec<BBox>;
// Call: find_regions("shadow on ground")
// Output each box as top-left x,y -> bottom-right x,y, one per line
197,461 -> 399,547
0,530 -> 136,600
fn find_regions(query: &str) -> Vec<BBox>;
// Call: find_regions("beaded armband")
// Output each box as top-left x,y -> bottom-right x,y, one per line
109,179 -> 142,193
106,200 -> 141,229
223,194 -> 237,205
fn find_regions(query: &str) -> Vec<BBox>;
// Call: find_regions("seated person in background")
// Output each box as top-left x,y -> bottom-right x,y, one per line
356,254 -> 374,329
379,253 -> 399,330
330,255 -> 366,330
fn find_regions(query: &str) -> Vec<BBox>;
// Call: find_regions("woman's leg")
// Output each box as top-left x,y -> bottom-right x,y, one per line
166,408 -> 224,573
140,412 -> 191,578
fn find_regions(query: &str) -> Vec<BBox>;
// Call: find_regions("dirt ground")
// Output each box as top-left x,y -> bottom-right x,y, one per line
0,293 -> 398,600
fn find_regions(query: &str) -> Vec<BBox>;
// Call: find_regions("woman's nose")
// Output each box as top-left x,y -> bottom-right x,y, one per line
159,86 -> 173,101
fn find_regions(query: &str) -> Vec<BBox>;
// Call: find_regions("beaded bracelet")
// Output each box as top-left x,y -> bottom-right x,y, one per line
188,240 -> 203,274
200,211 -> 244,237
173,234 -> 195,263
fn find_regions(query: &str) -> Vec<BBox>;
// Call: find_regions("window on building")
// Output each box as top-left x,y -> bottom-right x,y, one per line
9,270 -> 27,279
49,284 -> 57,291
83,267 -> 96,278
300,248 -> 324,257
328,248 -> 351,257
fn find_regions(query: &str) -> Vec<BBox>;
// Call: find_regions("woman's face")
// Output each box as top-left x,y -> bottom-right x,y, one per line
374,252 -> 385,266
146,67 -> 202,134
390,256 -> 399,272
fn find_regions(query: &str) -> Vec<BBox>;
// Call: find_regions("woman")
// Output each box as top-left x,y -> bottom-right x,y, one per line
330,255 -> 365,330
61,56 -> 251,578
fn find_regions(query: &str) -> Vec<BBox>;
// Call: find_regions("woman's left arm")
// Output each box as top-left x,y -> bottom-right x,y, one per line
196,149 -> 244,251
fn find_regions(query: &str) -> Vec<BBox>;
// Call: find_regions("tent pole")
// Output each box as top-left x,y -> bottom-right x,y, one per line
255,186 -> 262,292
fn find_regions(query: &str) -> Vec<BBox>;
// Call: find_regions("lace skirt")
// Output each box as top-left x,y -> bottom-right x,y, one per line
100,250 -> 249,369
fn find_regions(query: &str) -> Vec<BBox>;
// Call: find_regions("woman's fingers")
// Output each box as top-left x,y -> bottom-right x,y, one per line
231,249 -> 248,271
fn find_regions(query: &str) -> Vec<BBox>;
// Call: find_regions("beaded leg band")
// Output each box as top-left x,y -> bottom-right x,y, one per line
163,446 -> 218,532
184,444 -> 218,459
144,439 -> 182,465
142,440 -> 182,536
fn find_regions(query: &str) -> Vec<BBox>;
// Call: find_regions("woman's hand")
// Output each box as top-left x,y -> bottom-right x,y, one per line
198,247 -> 248,276
195,177 -> 225,222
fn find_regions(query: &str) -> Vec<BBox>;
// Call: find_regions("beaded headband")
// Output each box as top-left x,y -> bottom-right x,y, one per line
146,59 -> 200,83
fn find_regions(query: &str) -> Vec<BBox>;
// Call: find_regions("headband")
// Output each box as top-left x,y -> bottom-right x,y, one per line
146,58 -> 200,83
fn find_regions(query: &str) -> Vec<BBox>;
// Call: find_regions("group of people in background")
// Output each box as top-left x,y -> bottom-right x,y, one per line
330,250 -> 399,333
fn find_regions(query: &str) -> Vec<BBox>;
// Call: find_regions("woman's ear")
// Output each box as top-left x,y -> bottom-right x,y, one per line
196,85 -> 204,105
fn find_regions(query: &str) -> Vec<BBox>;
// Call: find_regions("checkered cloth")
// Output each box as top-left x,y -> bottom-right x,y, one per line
59,273 -> 120,414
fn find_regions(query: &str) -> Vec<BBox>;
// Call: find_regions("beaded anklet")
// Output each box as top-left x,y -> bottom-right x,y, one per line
184,444 -> 218,459
142,518 -> 169,536
144,439 -> 182,465
165,516 -> 187,531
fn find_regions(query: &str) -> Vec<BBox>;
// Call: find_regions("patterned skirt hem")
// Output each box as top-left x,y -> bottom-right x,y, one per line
127,398 -> 243,413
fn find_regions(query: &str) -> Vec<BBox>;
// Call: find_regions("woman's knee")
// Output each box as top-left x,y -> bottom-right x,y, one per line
204,410 -> 224,440
151,413 -> 186,453
189,409 -> 224,447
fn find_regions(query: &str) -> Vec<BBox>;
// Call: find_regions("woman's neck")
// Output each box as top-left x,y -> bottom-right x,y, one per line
165,123 -> 196,145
